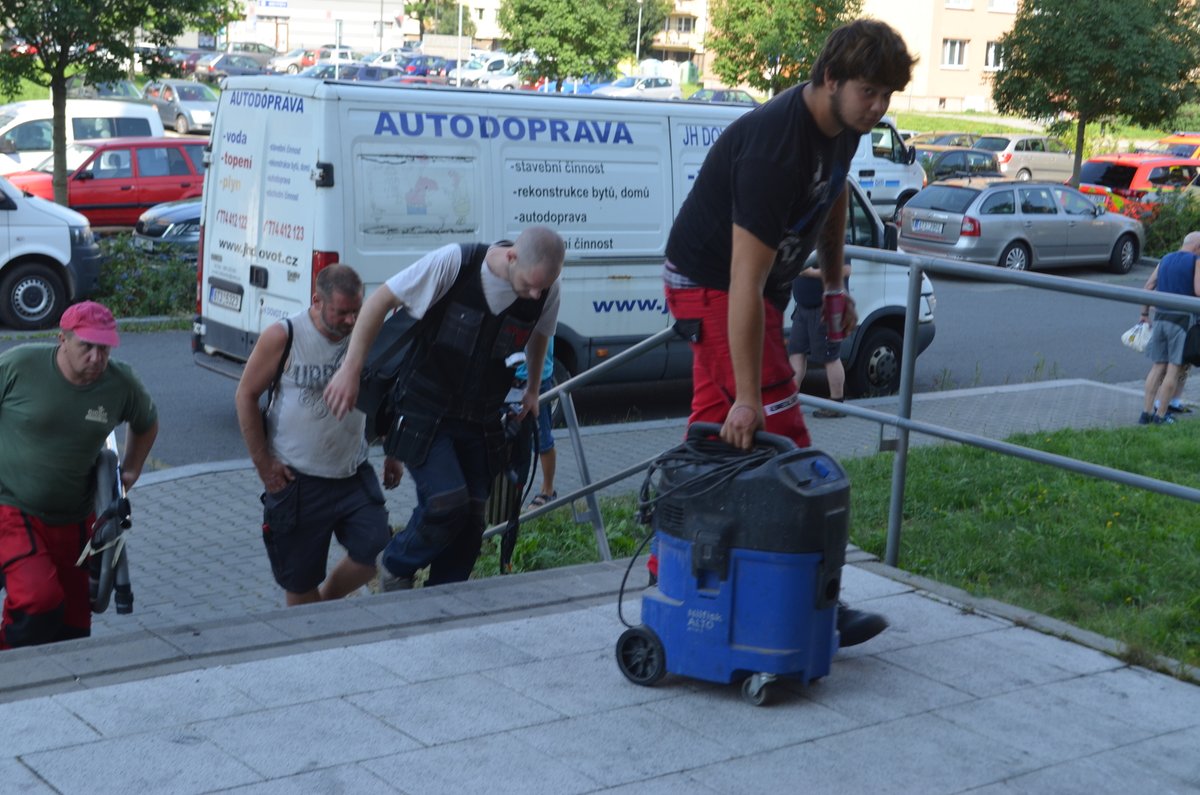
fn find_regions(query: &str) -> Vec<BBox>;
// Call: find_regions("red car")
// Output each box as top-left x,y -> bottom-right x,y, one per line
1078,153 -> 1200,218
6,137 -> 207,228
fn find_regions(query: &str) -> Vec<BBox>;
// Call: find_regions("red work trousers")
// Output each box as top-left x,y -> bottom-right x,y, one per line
0,505 -> 92,650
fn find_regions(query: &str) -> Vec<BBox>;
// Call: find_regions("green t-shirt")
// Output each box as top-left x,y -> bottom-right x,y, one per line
0,344 -> 157,523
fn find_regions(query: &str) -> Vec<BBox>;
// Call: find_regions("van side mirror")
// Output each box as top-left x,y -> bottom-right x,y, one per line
0,139 -> 14,155
884,222 -> 900,251
905,146 -> 917,166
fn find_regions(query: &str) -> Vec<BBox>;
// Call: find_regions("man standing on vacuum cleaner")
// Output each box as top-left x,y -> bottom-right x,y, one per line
662,19 -> 915,647
0,301 -> 158,650
323,226 -> 564,588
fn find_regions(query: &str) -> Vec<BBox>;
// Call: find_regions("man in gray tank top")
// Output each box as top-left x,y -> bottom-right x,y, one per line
235,265 -> 401,606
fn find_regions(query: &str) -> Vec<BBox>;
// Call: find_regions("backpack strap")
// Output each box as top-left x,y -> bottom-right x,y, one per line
266,318 -> 293,409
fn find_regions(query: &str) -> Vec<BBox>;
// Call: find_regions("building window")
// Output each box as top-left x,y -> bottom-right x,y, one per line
671,16 -> 694,33
985,41 -> 1004,70
942,39 -> 967,67
988,0 -> 1018,11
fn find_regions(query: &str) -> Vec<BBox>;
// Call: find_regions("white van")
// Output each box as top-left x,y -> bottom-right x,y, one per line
853,116 -> 926,220
0,175 -> 103,330
194,77 -> 935,395
0,99 -> 165,175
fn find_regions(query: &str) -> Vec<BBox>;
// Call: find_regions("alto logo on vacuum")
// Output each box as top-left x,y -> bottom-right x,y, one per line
686,608 -> 723,633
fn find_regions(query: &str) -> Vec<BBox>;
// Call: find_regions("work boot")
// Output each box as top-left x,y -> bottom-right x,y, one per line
837,602 -> 888,647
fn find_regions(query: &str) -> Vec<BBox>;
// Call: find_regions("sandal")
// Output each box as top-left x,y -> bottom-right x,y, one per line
529,491 -> 557,508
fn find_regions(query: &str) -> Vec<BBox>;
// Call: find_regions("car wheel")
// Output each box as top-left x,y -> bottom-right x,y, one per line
287,64 -> 299,74
1109,233 -> 1139,275
174,114 -> 190,135
846,326 -> 903,397
999,241 -> 1031,271
503,85 -> 514,90
1016,168 -> 1032,181
0,263 -> 66,330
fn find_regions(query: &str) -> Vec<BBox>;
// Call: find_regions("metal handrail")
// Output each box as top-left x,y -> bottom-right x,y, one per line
485,247 -> 1200,572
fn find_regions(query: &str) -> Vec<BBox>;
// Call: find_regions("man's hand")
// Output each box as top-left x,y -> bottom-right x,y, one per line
258,457 -> 295,494
323,366 -> 360,420
824,292 -> 859,337
519,385 -> 539,420
721,401 -> 763,450
382,457 -> 403,489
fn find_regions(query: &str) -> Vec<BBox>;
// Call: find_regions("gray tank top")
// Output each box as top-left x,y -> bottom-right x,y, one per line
266,311 -> 367,478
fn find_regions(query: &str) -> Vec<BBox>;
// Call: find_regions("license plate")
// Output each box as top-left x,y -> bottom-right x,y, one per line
912,219 -> 944,234
209,286 -> 242,312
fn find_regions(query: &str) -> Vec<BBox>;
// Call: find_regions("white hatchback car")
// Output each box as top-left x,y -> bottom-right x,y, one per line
592,76 -> 681,100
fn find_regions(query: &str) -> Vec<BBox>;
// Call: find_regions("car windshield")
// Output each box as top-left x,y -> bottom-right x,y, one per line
34,143 -> 96,173
974,136 -> 1010,152
907,185 -> 979,213
1079,162 -> 1136,190
1142,142 -> 1199,157
610,77 -> 637,88
175,83 -> 217,102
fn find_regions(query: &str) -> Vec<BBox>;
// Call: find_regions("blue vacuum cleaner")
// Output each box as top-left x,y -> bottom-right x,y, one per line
616,423 -> 848,705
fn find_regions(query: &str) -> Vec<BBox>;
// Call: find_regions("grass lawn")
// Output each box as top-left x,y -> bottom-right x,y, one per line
476,421 -> 1200,675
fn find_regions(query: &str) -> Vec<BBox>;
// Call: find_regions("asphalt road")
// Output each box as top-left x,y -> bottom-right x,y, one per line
0,262 -> 1157,469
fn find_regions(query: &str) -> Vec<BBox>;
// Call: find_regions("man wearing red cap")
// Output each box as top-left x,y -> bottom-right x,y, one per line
0,301 -> 158,649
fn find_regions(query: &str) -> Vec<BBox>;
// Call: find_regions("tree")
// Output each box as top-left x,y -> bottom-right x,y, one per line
992,0 -> 1200,186
498,0 -> 626,92
406,0 -> 474,40
617,0 -> 671,62
706,0 -> 861,96
0,0 -> 240,204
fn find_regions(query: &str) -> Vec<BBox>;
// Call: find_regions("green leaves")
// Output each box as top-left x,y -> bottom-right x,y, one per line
498,0 -> 627,88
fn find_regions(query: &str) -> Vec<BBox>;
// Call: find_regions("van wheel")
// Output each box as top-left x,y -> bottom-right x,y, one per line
999,241 -> 1031,271
846,326 -> 902,397
1109,234 -> 1138,274
286,64 -> 299,74
0,263 -> 66,330
174,115 -> 190,135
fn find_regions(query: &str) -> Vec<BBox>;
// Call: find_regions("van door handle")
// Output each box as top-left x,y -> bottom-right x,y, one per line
858,169 -> 876,177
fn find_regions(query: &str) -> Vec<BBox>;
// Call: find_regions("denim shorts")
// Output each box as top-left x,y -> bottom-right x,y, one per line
261,461 -> 390,594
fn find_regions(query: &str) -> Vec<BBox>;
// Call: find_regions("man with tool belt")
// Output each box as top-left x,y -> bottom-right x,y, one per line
324,226 -> 564,587
662,20 -> 916,647
0,301 -> 158,649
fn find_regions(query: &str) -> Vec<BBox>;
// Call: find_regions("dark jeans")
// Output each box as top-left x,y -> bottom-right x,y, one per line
382,418 -> 492,585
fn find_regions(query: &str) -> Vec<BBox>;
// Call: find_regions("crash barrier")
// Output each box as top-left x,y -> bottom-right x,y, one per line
483,246 -> 1200,570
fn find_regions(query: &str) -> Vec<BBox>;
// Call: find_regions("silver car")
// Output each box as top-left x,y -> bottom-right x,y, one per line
974,134 -> 1074,181
898,179 -> 1143,273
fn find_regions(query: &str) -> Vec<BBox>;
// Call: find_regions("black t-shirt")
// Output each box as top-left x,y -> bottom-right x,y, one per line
665,84 -> 860,309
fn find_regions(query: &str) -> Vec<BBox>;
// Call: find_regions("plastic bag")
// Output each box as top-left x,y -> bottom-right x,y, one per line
1122,321 -> 1151,353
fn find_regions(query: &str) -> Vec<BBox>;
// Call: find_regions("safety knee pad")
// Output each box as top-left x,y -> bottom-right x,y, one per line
3,603 -> 66,648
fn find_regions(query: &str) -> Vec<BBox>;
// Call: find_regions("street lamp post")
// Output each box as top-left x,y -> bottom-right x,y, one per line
635,0 -> 644,65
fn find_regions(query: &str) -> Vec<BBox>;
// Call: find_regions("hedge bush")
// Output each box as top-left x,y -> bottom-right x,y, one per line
93,233 -> 196,318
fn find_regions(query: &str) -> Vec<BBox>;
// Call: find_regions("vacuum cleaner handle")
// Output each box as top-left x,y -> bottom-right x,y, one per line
686,422 -> 797,453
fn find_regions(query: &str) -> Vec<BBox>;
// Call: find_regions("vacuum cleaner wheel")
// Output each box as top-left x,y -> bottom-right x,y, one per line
615,626 -> 666,686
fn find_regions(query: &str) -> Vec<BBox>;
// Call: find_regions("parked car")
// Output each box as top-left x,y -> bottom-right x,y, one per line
973,134 -> 1074,181
449,53 -> 509,86
362,49 -> 411,69
310,46 -> 357,65
1078,153 -> 1200,217
687,87 -> 758,105
592,76 -> 682,100
536,73 -> 616,95
178,50 -> 209,76
266,47 -> 308,74
1140,133 -> 1200,159
223,41 -> 277,67
133,196 -> 201,253
922,148 -> 1002,181
6,136 -> 207,228
64,75 -> 141,99
486,66 -> 538,90
299,61 -> 361,79
379,74 -> 448,88
141,79 -> 218,134
898,179 -> 1142,273
350,65 -> 403,82
404,55 -> 448,77
192,53 -> 266,84
906,131 -> 979,147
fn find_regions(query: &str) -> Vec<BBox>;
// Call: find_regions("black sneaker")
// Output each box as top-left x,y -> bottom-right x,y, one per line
1138,412 -> 1154,425
1167,404 -> 1193,414
1154,414 -> 1176,425
837,602 -> 888,647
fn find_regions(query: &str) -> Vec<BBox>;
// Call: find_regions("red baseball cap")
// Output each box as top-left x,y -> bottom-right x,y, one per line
60,301 -> 120,348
